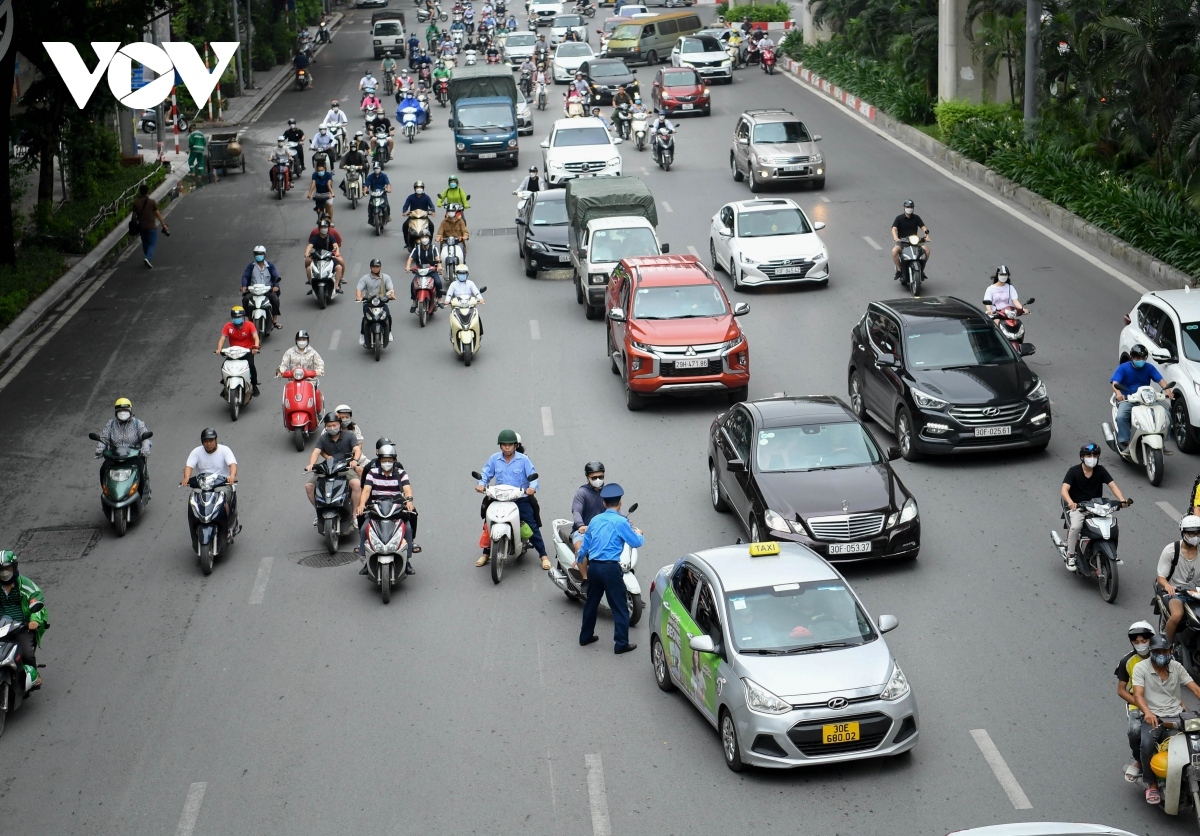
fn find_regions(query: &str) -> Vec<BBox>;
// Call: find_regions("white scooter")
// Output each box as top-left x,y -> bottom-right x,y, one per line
440,238 -> 466,273
220,346 -> 254,421
631,110 -> 648,151
449,285 -> 485,366
471,467 -> 536,585
245,282 -> 274,337
1102,382 -> 1175,486
549,504 -> 644,626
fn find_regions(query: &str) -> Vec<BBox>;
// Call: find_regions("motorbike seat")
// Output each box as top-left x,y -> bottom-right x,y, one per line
557,522 -> 574,545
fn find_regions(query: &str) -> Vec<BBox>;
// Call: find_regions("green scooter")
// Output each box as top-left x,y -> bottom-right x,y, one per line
88,430 -> 153,536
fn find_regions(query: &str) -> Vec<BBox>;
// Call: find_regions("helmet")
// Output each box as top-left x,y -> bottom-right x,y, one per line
1150,633 -> 1172,654
331,99 -> 340,106
659,108 -> 667,116
295,329 -> 310,342
1181,515 -> 1200,534
370,258 -> 382,268
1079,442 -> 1100,459
253,244 -> 267,255
231,305 -> 246,318
1128,621 -> 1155,639
200,427 -> 218,441
995,264 -> 1010,278
529,165 -> 539,173
1129,343 -> 1149,360
355,129 -> 364,138
591,106 -> 600,113
277,135 -> 286,144
335,404 -> 353,415
319,219 -> 331,228
319,125 -> 329,133
903,198 -> 915,208
455,263 -> 469,275
448,174 -> 458,183
376,437 -> 393,450
323,412 -> 340,425
584,460 -> 605,475
401,68 -> 410,75
0,550 -> 16,583
114,397 -> 133,410
372,161 -> 382,171
1152,749 -> 1170,779
497,428 -> 519,444
414,180 -> 425,189
288,118 -> 297,125
377,443 -> 398,459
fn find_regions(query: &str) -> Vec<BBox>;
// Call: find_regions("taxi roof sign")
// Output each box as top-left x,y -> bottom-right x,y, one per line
749,541 -> 780,557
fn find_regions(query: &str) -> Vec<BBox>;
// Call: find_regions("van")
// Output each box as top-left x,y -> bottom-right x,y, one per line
603,10 -> 702,65
372,17 -> 407,58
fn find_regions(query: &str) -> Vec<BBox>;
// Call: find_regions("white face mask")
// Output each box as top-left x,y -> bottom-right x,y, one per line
297,340 -> 309,351
997,274 -> 1009,283
0,569 -> 13,583
381,461 -> 395,473
1083,456 -> 1098,468
904,208 -> 913,215
1185,534 -> 1200,547
589,477 -> 604,489
116,410 -> 132,422
1133,641 -> 1151,657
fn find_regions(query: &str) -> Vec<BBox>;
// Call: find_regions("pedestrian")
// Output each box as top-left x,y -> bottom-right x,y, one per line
578,483 -> 643,654
130,184 -> 169,269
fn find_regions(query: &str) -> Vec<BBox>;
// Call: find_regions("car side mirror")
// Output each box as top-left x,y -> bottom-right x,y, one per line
732,302 -> 750,317
467,194 -> 472,200
609,308 -> 626,322
726,457 -> 746,473
877,614 -> 899,633
660,243 -> 669,253
813,221 -> 826,231
88,432 -> 102,441
653,81 -> 661,87
631,69 -> 637,74
689,634 -> 715,653
448,119 -> 454,128
1151,348 -> 1172,363
1019,343 -> 1037,357
813,134 -> 822,141
471,470 -> 483,479
515,217 -> 525,225
737,137 -> 748,145
540,138 -> 550,148
718,226 -> 732,237
886,446 -> 901,461
876,352 -> 897,367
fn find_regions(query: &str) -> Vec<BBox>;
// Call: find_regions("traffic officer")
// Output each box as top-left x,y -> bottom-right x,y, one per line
578,483 -> 642,654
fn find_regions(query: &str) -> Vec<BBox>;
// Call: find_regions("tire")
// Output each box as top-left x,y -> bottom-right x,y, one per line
317,286 -> 328,309
374,339 -> 382,361
710,240 -> 724,273
609,332 -> 620,375
910,265 -> 922,297
0,697 -> 7,738
1095,541 -> 1120,603
419,306 -> 428,327
709,463 -> 729,512
375,221 -> 382,237
1145,442 -> 1165,486
324,523 -> 339,554
491,536 -> 507,583
720,709 -> 746,772
749,516 -> 766,544
199,541 -> 214,576
646,50 -> 657,64
525,255 -> 537,277
812,177 -> 826,190
351,196 -> 357,209
1175,398 -> 1200,452
896,407 -> 922,461
731,154 -> 743,182
748,168 -> 761,193
727,386 -> 747,405
456,158 -> 465,171
463,343 -> 473,366
628,592 -> 644,627
662,159 -> 670,172
229,395 -> 240,422
585,303 -> 601,320
381,563 -> 391,604
652,635 -> 676,691
114,506 -> 127,537
626,385 -> 645,411
293,428 -> 305,452
732,269 -> 745,293
575,277 -> 585,304
849,370 -> 867,420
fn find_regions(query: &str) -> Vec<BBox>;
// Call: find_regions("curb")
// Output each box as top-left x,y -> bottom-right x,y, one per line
780,55 -> 1195,291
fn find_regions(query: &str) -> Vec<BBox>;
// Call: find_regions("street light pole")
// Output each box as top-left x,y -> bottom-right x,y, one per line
230,0 -> 245,93
246,0 -> 255,88
1023,0 -> 1040,138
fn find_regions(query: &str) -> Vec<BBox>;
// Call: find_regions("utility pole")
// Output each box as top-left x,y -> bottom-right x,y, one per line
151,21 -> 166,162
230,0 -> 245,93
246,0 -> 255,88
1023,0 -> 1040,138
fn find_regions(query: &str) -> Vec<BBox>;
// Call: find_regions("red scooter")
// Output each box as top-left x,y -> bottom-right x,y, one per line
412,267 -> 439,327
760,46 -> 776,74
281,367 -> 324,451
990,297 -> 1036,356
436,77 -> 450,107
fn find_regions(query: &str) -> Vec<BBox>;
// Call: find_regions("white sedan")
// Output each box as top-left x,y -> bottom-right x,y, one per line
550,14 -> 590,45
552,41 -> 595,83
709,197 -> 829,290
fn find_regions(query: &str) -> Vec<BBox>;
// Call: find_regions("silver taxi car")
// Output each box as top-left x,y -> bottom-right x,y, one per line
648,540 -> 917,770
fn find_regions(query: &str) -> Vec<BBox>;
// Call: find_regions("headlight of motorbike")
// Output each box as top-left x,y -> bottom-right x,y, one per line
1027,378 -> 1047,401
108,468 -> 133,481
887,497 -> 918,528
1186,717 -> 1200,732
743,677 -> 792,715
910,387 -> 948,411
880,662 -> 910,700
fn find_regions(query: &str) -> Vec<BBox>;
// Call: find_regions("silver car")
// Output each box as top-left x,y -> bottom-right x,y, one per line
731,108 -> 826,191
648,540 -> 917,770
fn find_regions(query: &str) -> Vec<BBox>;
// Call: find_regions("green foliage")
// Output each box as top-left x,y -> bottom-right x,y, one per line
718,2 -> 795,22
62,114 -> 122,203
934,100 -> 1016,134
36,164 -> 168,254
785,39 -> 935,125
0,247 -> 67,329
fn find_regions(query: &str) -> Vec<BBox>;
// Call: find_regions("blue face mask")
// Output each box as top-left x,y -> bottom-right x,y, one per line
232,317 -> 245,326
1154,652 -> 1172,667
1133,360 -> 1146,369
255,255 -> 265,263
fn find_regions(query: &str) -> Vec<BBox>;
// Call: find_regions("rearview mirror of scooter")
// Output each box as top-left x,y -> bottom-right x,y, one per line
528,472 -> 538,481
88,433 -> 102,441
140,431 -> 154,440
478,285 -> 488,292
471,470 -> 483,480
28,601 -> 44,616
627,502 -> 638,514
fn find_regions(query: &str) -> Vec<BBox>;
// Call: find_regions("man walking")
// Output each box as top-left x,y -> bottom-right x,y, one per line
131,183 -> 169,268
578,483 -> 642,654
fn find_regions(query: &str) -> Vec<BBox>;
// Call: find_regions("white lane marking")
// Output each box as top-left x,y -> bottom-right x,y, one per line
249,556 -> 274,604
584,753 -> 612,836
640,167 -> 649,175
661,200 -> 673,213
783,71 -> 1149,294
329,329 -> 341,351
970,729 -> 1032,810
819,195 -> 831,203
174,782 -> 208,836
862,235 -> 883,250
352,262 -> 361,276
687,245 -> 699,256
1159,501 -> 1184,524
530,319 -> 541,340
541,406 -> 554,436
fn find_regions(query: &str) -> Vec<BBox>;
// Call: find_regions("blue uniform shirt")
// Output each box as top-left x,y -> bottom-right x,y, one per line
366,172 -> 390,191
579,508 -> 643,562
479,451 -> 539,491
1112,361 -> 1163,393
402,192 -> 436,213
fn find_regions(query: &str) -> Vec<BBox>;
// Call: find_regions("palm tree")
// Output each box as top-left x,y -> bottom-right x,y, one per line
971,10 -> 1025,105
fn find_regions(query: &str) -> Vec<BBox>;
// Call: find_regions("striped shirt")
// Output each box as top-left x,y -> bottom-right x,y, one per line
0,585 -> 22,624
364,463 -> 411,498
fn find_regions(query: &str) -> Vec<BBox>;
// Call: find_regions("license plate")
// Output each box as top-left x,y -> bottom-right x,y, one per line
680,104 -> 693,110
783,165 -> 808,172
1192,753 -> 1200,767
822,721 -> 860,744
974,426 -> 1012,437
774,266 -> 804,275
479,152 -> 497,159
674,358 -> 708,369
558,254 -> 571,262
828,541 -> 871,555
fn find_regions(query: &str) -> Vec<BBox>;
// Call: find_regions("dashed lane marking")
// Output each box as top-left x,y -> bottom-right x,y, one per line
249,556 -> 274,604
661,200 -> 673,213
687,245 -> 699,256
585,753 -> 612,836
329,329 -> 341,351
971,729 -> 1032,810
530,319 -> 541,340
819,195 -> 831,203
1158,501 -> 1184,523
541,406 -> 554,436
174,782 -> 207,836
862,235 -> 883,250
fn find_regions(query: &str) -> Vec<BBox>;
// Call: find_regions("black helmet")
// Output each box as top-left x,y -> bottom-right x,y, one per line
287,117 -> 297,125
903,199 -> 915,208
323,412 -> 340,425
995,264 -> 1010,278
584,460 -> 605,475
376,437 -> 393,450
1129,343 -> 1149,359
1079,442 -> 1101,459
370,258 -> 382,268
529,165 -> 538,173
1150,633 -> 1172,654
200,427 -> 218,441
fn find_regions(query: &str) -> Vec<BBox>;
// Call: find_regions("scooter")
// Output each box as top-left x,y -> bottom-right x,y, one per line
1132,710 -> 1200,823
471,465 -> 535,584
405,209 -> 433,248
897,233 -> 927,296
362,499 -> 416,604
88,429 -> 153,536
412,268 -> 439,327
565,91 -> 584,118
0,600 -> 44,738
185,473 -> 240,575
220,345 -> 254,422
632,111 -> 648,150
296,68 -> 311,90
549,504 -> 644,626
329,123 -> 347,157
990,297 -> 1035,356
1050,496 -> 1129,603
400,106 -> 420,143
536,80 -> 548,111
463,48 -> 478,66
271,159 -> 291,199
760,45 -> 776,74
614,103 -> 632,140
363,295 -> 392,360
372,127 -> 392,166
440,237 -> 466,273
282,367 -> 324,451
436,77 -> 451,106
344,164 -> 364,208
245,283 -> 275,338
449,285 -> 486,366
309,249 -> 337,308
313,457 -> 355,554
317,20 -> 332,43
1103,383 -> 1175,485
138,110 -> 189,134
1156,580 -> 1200,675
368,189 -> 389,236
652,126 -> 674,171
573,0 -> 595,16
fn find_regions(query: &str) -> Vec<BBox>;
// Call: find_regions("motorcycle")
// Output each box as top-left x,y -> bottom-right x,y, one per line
363,294 -> 392,360
565,91 -> 584,118
760,45 -> 776,74
362,499 -> 417,604
1131,711 -> 1200,823
344,164 -> 364,208
328,124 -> 347,157
220,345 -> 254,421
1157,581 -> 1200,675
463,48 -> 478,66
295,67 -> 311,90
185,473 -> 240,575
313,457 -> 355,554
417,91 -> 431,125
536,80 -> 548,111
449,286 -> 486,366
400,106 -> 420,143
632,110 -> 648,150
419,63 -> 433,87
572,0 -> 595,16
405,209 -> 433,248
897,233 -> 928,296
412,268 -> 439,327
88,429 -> 153,536
317,20 -> 332,43
725,39 -> 742,69
245,282 -> 275,338
990,297 -> 1036,356
0,600 -> 45,738
452,29 -> 465,49
652,126 -> 674,171
138,110 -> 190,135
440,237 -> 466,273
471,463 -> 534,584
368,189 -> 389,237
436,76 -> 451,106
614,103 -> 632,140
1050,496 -> 1129,603
486,52 -> 502,65
1103,383 -> 1176,486
308,248 -> 337,308
372,127 -> 392,166
271,158 -> 291,199
384,67 -> 397,95
549,504 -> 644,626
528,16 -> 539,30
282,367 -> 324,452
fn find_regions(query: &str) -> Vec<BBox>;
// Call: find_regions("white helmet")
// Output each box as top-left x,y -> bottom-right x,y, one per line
1182,515 -> 1200,534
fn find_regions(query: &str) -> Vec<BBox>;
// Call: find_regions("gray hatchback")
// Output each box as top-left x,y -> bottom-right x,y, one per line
731,108 -> 826,192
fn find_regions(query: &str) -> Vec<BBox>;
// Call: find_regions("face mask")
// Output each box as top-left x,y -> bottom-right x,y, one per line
1083,456 -> 1098,468
0,569 -> 12,583
416,187 -> 424,194
450,181 -> 458,188
1134,641 -> 1151,657
255,255 -> 265,263
997,274 -> 1008,283
1153,652 -> 1172,667
1185,535 -> 1200,547
340,419 -> 352,428
381,461 -> 395,472
297,340 -> 309,351
589,477 -> 604,489
116,410 -> 132,422
232,317 -> 245,326
327,427 -> 341,436
904,208 -> 913,215
1133,360 -> 1146,369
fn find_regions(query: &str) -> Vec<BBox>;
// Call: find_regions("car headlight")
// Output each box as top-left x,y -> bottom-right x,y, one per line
719,336 -> 745,352
910,387 -> 948,411
886,497 -> 918,528
527,240 -> 548,252
720,58 -> 731,66
879,663 -> 910,701
811,154 -> 823,164
763,509 -> 789,532
607,157 -> 621,167
588,273 -> 607,285
549,159 -> 564,168
508,138 -> 518,147
630,339 -> 651,351
456,142 -> 466,150
1027,378 -> 1047,401
739,254 -> 757,265
743,677 -> 792,715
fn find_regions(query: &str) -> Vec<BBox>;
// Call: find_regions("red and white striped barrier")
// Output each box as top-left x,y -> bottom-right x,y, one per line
781,58 -> 876,120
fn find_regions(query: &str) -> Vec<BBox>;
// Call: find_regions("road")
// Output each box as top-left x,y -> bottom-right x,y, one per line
0,9 -> 1190,835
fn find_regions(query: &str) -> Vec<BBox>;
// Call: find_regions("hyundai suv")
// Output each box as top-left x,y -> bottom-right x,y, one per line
731,109 -> 826,192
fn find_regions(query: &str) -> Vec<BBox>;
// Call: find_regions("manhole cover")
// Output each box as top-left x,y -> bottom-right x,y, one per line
297,551 -> 358,568
15,526 -> 101,562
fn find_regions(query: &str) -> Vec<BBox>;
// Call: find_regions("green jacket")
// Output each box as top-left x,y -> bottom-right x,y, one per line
4,575 -> 47,646
433,66 -> 451,80
439,185 -> 469,209
188,131 -> 207,152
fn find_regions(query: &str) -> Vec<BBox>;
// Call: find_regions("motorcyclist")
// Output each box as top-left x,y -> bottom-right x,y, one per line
1132,633 -> 1200,805
365,106 -> 395,159
437,203 -> 470,252
309,124 -> 338,170
475,429 -> 548,570
485,39 -> 502,62
433,59 -> 452,84
180,427 -> 238,517
397,67 -> 417,96
572,71 -> 590,99
359,69 -> 379,93
267,137 -> 294,191
0,551 -> 46,692
569,462 -> 607,590
534,33 -> 550,64
612,84 -> 633,110
277,330 -> 326,379
402,180 -> 438,248
1112,343 -> 1175,448
339,141 -> 369,197
305,413 -> 363,518
361,87 -> 384,114
1117,621 -> 1156,784
396,89 -> 428,131
381,52 -> 399,82
427,21 -> 442,51
590,105 -> 611,131
1156,515 -> 1200,644
306,155 -> 337,223
890,199 -> 930,280
332,404 -> 365,446
283,118 -> 307,172
406,232 -> 445,309
438,175 -> 470,210
514,164 -> 548,194
648,109 -> 675,162
630,93 -> 648,116
307,218 -> 343,249
563,26 -> 580,42
440,33 -> 457,60
292,48 -> 311,82
982,265 -> 1029,316
355,443 -> 418,573
407,32 -> 422,63
365,162 -> 392,226
322,100 -> 349,131
1060,442 -> 1130,571
445,263 -> 482,303
215,305 -> 262,397
413,48 -> 434,74
96,397 -> 153,490
357,258 -> 396,346
757,32 -> 775,52
240,245 -> 282,331
349,129 -> 370,155
305,219 -> 345,292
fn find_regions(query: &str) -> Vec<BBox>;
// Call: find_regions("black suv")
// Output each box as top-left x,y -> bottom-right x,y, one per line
580,58 -> 639,105
847,296 -> 1051,460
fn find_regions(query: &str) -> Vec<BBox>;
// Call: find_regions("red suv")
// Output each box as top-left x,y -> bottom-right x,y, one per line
651,67 -> 711,116
606,254 -> 750,411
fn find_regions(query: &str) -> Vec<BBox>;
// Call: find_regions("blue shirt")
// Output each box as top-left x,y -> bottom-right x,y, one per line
241,260 -> 281,289
311,169 -> 334,194
579,509 -> 643,562
402,193 -> 436,213
479,451 -> 539,491
366,172 -> 390,190
1112,361 -> 1163,394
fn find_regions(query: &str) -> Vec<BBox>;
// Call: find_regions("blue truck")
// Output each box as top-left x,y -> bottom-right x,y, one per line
447,64 -> 520,170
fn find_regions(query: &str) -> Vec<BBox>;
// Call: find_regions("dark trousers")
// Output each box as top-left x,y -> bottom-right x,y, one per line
243,353 -> 259,387
16,631 -> 36,668
242,289 -> 281,317
1140,718 -> 1179,781
580,561 -> 630,649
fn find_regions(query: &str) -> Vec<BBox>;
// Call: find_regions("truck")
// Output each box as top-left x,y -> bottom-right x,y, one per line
566,176 -> 667,320
447,65 -> 520,170
371,11 -> 407,59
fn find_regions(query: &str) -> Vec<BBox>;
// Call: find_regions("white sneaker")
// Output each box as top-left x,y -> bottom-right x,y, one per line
1066,557 -> 1077,572
389,333 -> 394,342
359,334 -> 365,346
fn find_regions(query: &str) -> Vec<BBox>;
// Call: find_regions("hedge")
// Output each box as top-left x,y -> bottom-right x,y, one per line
716,2 -> 794,22
0,247 -> 68,330
36,164 -> 168,254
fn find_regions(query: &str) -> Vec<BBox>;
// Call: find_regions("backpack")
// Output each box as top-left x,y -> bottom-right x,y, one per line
128,198 -> 144,235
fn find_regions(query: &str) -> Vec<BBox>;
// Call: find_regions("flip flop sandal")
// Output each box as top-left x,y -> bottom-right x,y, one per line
411,544 -> 422,554
1125,763 -> 1142,782
541,556 -> 551,570
1146,787 -> 1161,804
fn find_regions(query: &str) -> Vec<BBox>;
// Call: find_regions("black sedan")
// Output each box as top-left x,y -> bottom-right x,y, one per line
515,189 -> 571,276
707,395 -> 920,563
580,58 -> 639,104
847,296 -> 1051,460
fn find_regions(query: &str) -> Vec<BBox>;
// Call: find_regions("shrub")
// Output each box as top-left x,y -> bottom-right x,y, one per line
717,2 -> 794,22
0,246 -> 68,330
934,100 -> 1016,136
36,164 -> 168,254
792,39 -> 934,125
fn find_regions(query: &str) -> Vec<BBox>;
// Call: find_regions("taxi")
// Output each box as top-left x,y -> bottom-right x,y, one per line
647,540 -> 918,771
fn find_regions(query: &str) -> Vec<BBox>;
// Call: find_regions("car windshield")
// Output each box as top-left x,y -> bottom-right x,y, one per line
632,282 -> 727,319
507,33 -> 535,45
375,22 -> 402,34
612,23 -> 642,39
727,581 -> 877,654
756,423 -> 880,472
555,15 -> 582,25
904,319 -> 1016,368
589,62 -> 629,78
457,103 -> 514,130
752,121 -> 812,143
591,227 -> 659,263
664,69 -> 700,86
532,198 -> 568,225
604,18 -> 622,32
557,43 -> 593,57
1183,323 -> 1200,362
552,126 -> 611,146
738,208 -> 812,237
681,38 -> 721,53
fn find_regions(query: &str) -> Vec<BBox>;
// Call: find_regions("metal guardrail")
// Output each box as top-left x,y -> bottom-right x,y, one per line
75,164 -> 167,250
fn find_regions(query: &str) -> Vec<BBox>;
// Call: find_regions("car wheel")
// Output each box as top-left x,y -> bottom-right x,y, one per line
720,709 -> 746,772
585,302 -> 601,320
812,177 -> 826,190
646,50 -> 658,64
517,235 -> 526,258
727,386 -> 747,405
575,275 -> 585,304
652,634 -> 676,691
709,239 -> 724,273
608,330 -> 620,375
625,384 -> 645,411
896,406 -> 923,461
732,269 -> 745,293
731,154 -> 744,182
1174,397 -> 1200,453
849,370 -> 867,421
750,515 -> 769,543
748,168 -> 761,193
709,462 -> 729,512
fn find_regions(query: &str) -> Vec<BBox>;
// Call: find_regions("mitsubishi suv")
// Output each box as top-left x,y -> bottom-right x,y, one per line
731,109 -> 826,192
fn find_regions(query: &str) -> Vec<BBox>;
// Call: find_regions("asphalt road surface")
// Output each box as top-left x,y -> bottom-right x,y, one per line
0,11 -> 1189,836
